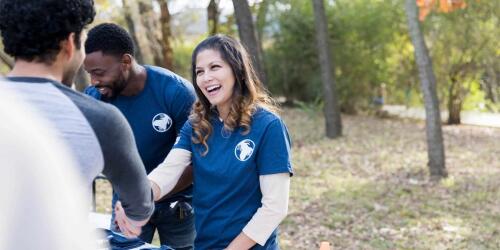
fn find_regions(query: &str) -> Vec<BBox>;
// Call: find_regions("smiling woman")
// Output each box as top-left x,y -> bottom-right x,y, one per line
148,34 -> 293,250
194,48 -> 236,121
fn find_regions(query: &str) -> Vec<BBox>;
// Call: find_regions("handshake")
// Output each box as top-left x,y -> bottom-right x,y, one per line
113,181 -> 162,238
113,201 -> 149,238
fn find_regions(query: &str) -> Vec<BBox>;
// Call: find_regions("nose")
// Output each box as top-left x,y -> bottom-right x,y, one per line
200,71 -> 213,84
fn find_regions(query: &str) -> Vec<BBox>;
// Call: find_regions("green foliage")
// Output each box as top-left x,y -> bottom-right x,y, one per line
265,0 -> 410,112
94,0 -> 125,26
423,0 -> 500,113
263,0 -> 498,113
171,38 -> 200,81
463,80 -> 487,111
51,0 -> 500,114
294,96 -> 323,117
265,0 -> 320,102
218,13 -> 239,38
329,0 -> 407,109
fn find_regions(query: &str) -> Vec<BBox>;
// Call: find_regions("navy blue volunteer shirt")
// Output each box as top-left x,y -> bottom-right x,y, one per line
85,66 -> 196,201
175,108 -> 293,249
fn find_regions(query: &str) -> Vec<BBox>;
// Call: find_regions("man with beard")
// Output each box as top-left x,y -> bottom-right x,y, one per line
0,0 -> 154,237
83,23 -> 196,249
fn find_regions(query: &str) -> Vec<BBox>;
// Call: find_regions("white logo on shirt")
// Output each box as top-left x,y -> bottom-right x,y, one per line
174,136 -> 181,145
152,113 -> 172,132
234,139 -> 255,162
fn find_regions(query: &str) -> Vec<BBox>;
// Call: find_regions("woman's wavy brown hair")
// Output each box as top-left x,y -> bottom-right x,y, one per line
190,34 -> 278,155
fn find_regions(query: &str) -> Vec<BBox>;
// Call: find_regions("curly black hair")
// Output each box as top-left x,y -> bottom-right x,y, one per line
85,23 -> 135,57
0,0 -> 95,64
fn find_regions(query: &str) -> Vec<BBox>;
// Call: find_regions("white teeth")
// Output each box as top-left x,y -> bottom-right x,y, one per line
206,85 -> 220,91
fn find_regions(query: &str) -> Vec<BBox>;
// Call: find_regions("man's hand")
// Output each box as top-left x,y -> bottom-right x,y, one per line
114,201 -> 147,238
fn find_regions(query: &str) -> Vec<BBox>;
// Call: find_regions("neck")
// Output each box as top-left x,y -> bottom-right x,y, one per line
120,63 -> 147,96
8,60 -> 63,82
217,104 -> 231,122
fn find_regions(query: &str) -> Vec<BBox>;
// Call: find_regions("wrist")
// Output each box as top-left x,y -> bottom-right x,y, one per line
128,217 -> 148,227
150,180 -> 161,201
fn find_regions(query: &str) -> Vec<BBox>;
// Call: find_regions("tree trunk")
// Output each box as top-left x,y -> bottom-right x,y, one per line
122,0 -> 145,64
232,0 -> 266,85
312,0 -> 342,138
138,0 -> 164,67
0,49 -> 14,69
208,0 -> 220,35
447,77 -> 462,124
74,66 -> 90,92
158,0 -> 174,70
405,0 -> 447,179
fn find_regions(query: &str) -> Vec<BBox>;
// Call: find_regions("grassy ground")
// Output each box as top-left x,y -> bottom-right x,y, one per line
96,108 -> 500,249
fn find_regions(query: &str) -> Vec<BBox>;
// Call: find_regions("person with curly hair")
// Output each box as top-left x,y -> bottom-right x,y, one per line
0,0 -> 154,237
145,34 -> 294,249
83,23 -> 196,249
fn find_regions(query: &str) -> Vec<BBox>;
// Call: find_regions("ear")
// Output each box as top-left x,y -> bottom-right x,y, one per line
61,33 -> 76,60
121,54 -> 133,71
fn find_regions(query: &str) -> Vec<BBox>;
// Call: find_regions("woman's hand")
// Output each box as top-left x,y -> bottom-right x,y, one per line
114,201 -> 143,238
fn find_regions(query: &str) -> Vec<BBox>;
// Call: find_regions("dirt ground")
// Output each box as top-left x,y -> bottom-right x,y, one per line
95,108 -> 500,249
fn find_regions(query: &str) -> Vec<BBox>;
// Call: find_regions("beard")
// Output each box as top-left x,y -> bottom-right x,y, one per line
112,78 -> 128,97
98,78 -> 128,101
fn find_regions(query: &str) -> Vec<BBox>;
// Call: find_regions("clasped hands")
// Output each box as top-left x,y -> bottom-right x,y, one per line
113,201 -> 148,238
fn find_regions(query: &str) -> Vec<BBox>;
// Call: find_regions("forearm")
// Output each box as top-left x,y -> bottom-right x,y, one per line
164,165 -> 193,197
100,110 -> 154,221
241,173 -> 290,246
148,148 -> 191,200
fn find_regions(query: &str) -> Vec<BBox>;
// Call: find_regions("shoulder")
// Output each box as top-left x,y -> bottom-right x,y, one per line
146,66 -> 192,88
252,107 -> 283,127
145,65 -> 195,97
182,118 -> 195,130
250,107 -> 290,141
52,84 -> 127,129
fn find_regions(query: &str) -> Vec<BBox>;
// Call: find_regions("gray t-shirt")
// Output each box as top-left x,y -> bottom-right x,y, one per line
2,77 -> 154,221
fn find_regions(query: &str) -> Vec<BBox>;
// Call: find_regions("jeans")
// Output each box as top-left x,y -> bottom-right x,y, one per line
111,193 -> 195,250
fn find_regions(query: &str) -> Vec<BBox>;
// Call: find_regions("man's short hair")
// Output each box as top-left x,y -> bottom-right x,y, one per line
0,0 -> 95,63
85,23 -> 135,57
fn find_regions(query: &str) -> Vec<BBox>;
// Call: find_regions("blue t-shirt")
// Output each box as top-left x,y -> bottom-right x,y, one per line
174,108 -> 293,249
85,65 -> 196,201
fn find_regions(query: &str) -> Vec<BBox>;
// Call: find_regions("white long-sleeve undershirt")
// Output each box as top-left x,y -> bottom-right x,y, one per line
148,148 -> 290,246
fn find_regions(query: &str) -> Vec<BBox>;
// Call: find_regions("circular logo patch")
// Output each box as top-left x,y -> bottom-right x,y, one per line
234,139 -> 255,161
152,113 -> 172,132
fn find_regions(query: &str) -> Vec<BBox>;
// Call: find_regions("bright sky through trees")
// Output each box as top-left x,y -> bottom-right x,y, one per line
169,0 -> 264,15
